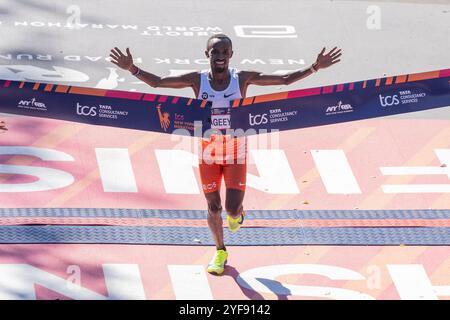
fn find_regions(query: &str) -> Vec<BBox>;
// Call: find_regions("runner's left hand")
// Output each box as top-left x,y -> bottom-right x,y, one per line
0,120 -> 7,132
315,47 -> 342,69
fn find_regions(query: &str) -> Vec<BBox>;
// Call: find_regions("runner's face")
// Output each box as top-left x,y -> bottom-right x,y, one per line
205,39 -> 233,73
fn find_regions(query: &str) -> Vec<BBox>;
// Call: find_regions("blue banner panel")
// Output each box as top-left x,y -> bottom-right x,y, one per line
0,81 -> 210,135
231,70 -> 450,134
0,68 -> 449,136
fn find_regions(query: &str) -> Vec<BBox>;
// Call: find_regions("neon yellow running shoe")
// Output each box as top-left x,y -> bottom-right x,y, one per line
207,249 -> 228,275
227,211 -> 245,233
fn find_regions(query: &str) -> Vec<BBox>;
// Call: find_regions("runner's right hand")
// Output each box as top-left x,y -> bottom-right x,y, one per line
110,47 -> 134,71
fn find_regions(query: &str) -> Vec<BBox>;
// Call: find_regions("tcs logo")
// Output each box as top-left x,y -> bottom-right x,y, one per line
76,102 -> 97,116
379,94 -> 400,107
249,113 -> 268,126
202,182 -> 217,191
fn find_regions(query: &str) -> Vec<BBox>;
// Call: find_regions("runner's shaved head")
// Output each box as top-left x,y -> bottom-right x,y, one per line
205,34 -> 233,73
206,34 -> 232,50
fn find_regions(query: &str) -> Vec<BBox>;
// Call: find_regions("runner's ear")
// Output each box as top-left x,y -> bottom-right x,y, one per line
205,50 -> 210,58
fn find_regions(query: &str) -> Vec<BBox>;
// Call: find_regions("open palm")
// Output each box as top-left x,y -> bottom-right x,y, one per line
110,47 -> 134,71
315,47 -> 342,69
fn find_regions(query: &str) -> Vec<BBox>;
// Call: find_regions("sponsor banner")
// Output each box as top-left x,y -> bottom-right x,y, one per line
0,68 -> 449,136
232,70 -> 450,132
0,81 -> 210,135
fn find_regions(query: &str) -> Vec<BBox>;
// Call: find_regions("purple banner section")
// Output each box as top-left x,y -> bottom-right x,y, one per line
0,68 -> 449,136
0,81 -> 211,136
232,69 -> 450,134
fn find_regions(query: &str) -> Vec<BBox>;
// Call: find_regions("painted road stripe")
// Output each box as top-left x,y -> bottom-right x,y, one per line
95,148 -> 138,193
311,149 -> 361,194
168,265 -> 213,300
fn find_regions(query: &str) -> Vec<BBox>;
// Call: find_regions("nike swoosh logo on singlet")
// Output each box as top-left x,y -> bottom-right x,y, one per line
224,93 -> 236,98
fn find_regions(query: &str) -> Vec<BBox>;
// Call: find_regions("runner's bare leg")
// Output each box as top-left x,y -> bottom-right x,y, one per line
205,191 -> 225,249
225,188 -> 245,218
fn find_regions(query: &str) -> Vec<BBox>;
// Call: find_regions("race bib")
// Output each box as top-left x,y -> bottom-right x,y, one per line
210,108 -> 231,130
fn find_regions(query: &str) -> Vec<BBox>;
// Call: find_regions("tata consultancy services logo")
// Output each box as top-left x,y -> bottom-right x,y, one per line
379,94 -> 400,107
76,102 -> 97,116
156,103 -> 170,131
379,90 -> 427,107
249,112 -> 268,126
249,109 -> 298,126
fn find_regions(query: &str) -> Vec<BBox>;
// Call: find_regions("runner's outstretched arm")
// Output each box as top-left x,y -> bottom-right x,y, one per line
109,47 -> 198,90
243,47 -> 342,87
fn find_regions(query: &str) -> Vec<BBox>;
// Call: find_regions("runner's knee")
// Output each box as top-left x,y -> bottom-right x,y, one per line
207,199 -> 222,215
225,202 -> 242,218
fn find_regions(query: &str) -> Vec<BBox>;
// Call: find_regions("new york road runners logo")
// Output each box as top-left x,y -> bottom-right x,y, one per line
17,98 -> 48,111
156,104 -> 170,131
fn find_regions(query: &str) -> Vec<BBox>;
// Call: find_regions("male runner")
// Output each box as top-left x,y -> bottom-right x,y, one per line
110,34 -> 341,275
